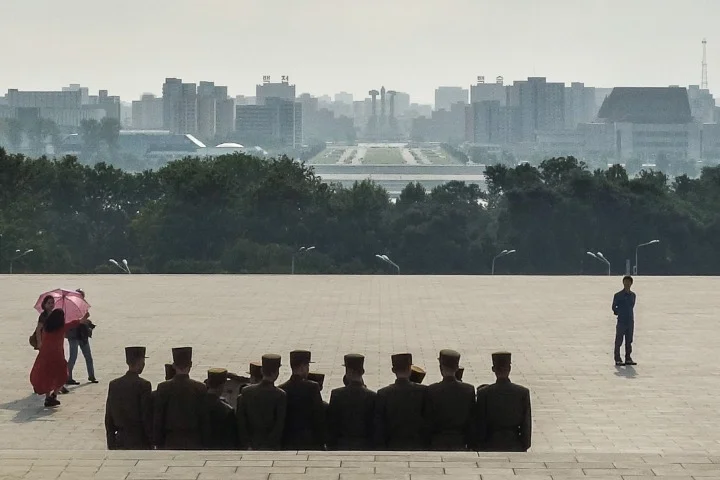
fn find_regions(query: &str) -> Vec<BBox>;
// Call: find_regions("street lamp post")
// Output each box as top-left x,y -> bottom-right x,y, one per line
491,249 -> 516,275
375,254 -> 400,274
109,258 -> 131,274
587,251 -> 611,276
9,248 -> 33,274
634,239 -> 660,275
291,246 -> 315,274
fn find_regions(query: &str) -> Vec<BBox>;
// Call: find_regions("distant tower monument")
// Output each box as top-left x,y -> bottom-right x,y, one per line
701,38 -> 709,90
369,90 -> 379,117
380,86 -> 386,128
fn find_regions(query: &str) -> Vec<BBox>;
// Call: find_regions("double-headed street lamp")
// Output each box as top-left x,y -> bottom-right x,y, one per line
587,251 -> 611,276
491,249 -> 516,275
109,258 -> 131,274
375,254 -> 400,274
634,239 -> 660,275
292,246 -> 315,274
10,249 -> 34,274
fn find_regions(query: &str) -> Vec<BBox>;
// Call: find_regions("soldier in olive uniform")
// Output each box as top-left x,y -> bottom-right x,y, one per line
152,347 -> 208,449
409,365 -> 426,384
374,353 -> 428,450
426,349 -> 476,451
236,354 -> 287,450
279,350 -> 325,450
327,354 -> 376,450
474,352 -> 531,452
203,368 -> 238,449
308,372 -> 329,448
105,346 -> 153,450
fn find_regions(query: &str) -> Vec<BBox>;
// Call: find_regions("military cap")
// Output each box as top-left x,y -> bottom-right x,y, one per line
342,353 -> 365,371
492,351 -> 512,368
261,354 -> 282,372
391,353 -> 412,370
125,346 -> 147,363
438,349 -> 461,368
248,361 -> 262,378
207,368 -> 229,388
289,350 -> 314,367
455,367 -> 465,381
409,365 -> 426,384
307,372 -> 325,390
171,347 -> 193,367
164,363 -> 176,380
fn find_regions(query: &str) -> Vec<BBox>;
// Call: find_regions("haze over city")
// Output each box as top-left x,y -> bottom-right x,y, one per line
2,0 -> 719,101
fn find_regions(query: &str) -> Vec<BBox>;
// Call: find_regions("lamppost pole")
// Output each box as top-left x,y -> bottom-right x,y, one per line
587,251 -> 611,276
109,258 -> 130,274
491,249 -> 516,275
375,254 -> 400,274
10,249 -> 33,274
634,239 -> 660,275
292,246 -> 315,274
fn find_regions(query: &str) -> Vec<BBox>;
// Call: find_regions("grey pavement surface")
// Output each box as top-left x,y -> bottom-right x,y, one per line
1,275 -> 719,459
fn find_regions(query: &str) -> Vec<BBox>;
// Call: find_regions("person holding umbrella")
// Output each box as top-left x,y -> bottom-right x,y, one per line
30,296 -> 92,407
65,288 -> 98,385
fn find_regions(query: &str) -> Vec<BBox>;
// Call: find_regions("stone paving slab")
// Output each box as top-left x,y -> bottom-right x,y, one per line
1,275 -> 720,454
1,451 -> 720,479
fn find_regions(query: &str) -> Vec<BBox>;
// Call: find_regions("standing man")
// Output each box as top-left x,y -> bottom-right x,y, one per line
425,349 -> 475,451
279,350 -> 325,450
203,368 -> 238,449
612,275 -> 637,366
153,347 -> 207,449
474,352 -> 531,452
105,346 -> 152,449
236,354 -> 287,450
327,354 -> 376,450
66,288 -> 97,385
374,353 -> 428,450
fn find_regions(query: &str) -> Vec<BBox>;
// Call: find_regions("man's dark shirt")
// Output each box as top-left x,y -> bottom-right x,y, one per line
612,289 -> 636,322
474,378 -> 531,452
105,371 -> 153,449
327,381 -> 376,450
152,373 -> 208,450
279,374 -> 325,450
425,377 -> 476,451
236,380 -> 287,450
374,378 -> 428,450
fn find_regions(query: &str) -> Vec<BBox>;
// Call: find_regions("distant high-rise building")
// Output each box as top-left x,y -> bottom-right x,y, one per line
236,98 -> 302,147
466,100 -> 511,144
132,94 -> 164,129
5,88 -> 106,127
256,79 -> 295,105
394,92 -> 410,116
334,92 -> 353,105
470,78 -> 506,106
435,86 -> 468,111
509,77 -> 566,141
197,81 -> 217,140
564,82 -> 597,129
687,85 -> 716,123
214,86 -> 235,139
162,78 -> 198,134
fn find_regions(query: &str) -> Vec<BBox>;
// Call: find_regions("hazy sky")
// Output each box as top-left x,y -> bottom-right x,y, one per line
2,0 -> 718,104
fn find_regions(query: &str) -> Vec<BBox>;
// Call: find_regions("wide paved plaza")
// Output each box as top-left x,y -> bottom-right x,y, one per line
1,275 -> 719,479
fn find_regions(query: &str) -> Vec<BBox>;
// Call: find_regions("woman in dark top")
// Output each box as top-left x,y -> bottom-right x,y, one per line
33,296 -> 55,348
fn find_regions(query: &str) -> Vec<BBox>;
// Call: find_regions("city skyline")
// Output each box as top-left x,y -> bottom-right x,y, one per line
2,0 -> 719,104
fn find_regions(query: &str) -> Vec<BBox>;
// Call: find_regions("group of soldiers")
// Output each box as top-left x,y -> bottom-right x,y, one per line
105,347 -> 531,452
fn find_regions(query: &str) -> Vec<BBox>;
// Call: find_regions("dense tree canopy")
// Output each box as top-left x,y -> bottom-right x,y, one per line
1,148 -> 719,275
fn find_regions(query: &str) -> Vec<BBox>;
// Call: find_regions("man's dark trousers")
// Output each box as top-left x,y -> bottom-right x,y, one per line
614,321 -> 634,362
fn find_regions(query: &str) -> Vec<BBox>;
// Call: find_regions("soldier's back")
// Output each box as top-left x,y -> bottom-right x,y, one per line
279,376 -> 324,450
237,382 -> 287,450
475,380 -> 531,452
203,393 -> 238,449
106,373 -> 153,449
426,378 -> 475,450
153,375 -> 207,450
375,380 -> 428,450
328,384 -> 376,450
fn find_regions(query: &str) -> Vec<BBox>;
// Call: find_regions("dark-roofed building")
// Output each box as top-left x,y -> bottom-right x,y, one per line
596,87 -> 700,160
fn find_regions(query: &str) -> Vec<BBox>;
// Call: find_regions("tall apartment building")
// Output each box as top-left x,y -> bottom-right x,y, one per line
235,98 -> 302,147
334,92 -> 353,105
564,82 -> 597,129
197,81 -> 217,140
466,100 -> 511,144
214,86 -> 235,139
5,89 -> 106,127
131,94 -> 164,129
509,77 -> 566,142
435,86 -> 469,111
470,77 -> 507,105
161,78 -> 198,134
687,85 -> 716,123
256,80 -> 295,105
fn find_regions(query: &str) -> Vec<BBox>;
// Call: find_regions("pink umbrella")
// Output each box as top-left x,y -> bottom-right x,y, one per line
34,289 -> 90,323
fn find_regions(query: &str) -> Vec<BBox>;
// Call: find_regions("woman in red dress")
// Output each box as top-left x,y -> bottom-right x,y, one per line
30,309 -> 90,407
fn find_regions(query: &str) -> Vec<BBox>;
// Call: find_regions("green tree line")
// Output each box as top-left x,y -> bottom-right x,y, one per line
1,148 -> 719,275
